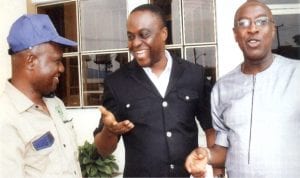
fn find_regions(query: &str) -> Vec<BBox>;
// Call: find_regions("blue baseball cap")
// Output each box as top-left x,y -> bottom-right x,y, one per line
7,14 -> 77,55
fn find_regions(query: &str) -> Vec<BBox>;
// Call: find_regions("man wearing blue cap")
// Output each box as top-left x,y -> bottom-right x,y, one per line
0,14 -> 82,178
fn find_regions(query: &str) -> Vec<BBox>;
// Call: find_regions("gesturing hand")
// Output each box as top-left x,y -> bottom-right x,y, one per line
99,106 -> 134,135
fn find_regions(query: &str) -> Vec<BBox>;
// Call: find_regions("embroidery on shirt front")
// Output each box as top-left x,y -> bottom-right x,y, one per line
55,105 -> 64,119
55,105 -> 73,124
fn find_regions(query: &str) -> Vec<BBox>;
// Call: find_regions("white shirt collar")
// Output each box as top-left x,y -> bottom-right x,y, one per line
143,50 -> 172,97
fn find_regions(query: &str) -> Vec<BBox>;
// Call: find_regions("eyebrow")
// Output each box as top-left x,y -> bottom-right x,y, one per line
127,28 -> 150,33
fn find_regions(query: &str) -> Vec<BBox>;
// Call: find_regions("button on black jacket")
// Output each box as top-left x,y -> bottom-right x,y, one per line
95,55 -> 213,177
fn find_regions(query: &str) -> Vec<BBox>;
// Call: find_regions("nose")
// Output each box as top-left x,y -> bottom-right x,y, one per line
248,22 -> 259,33
130,36 -> 142,48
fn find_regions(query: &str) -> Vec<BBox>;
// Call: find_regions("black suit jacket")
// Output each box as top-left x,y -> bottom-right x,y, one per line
97,54 -> 212,177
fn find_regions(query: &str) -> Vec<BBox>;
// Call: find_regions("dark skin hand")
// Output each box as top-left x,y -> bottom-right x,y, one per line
94,106 -> 134,157
185,147 -> 209,178
99,106 -> 134,135
185,145 -> 227,178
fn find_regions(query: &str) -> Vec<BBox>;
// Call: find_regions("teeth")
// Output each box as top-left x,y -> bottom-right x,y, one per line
134,50 -> 146,58
247,39 -> 260,48
136,50 -> 145,54
54,77 -> 59,82
248,38 -> 259,42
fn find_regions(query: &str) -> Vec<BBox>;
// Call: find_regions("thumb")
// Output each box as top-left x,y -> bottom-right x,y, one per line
99,106 -> 117,125
99,105 -> 109,116
194,148 -> 209,160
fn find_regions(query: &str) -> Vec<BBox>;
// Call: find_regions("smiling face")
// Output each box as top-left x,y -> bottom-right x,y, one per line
31,42 -> 64,96
127,9 -> 167,68
233,1 -> 275,63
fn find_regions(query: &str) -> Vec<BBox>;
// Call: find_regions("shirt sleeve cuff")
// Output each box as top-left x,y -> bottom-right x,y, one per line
215,131 -> 229,147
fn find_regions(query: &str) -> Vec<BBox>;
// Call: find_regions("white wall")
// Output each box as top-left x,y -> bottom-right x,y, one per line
0,0 -> 27,93
215,0 -> 244,78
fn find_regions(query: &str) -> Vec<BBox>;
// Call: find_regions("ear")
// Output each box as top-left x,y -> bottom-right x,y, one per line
271,24 -> 276,39
233,27 -> 238,42
161,26 -> 168,42
25,53 -> 38,70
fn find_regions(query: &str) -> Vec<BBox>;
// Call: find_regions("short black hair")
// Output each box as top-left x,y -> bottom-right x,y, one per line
130,4 -> 167,28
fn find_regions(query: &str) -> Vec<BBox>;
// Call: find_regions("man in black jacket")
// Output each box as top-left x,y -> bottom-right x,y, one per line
94,4 -> 216,177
